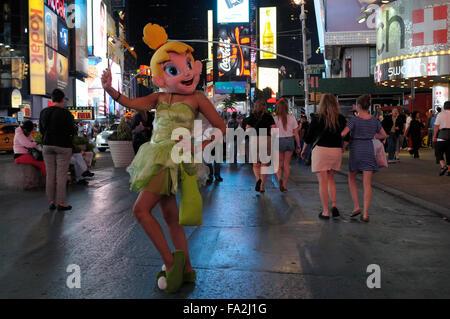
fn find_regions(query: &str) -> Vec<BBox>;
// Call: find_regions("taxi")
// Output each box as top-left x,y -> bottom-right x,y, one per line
0,124 -> 39,152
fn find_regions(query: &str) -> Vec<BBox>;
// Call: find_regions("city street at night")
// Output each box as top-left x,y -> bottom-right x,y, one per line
1,0 -> 450,305
1,151 -> 449,299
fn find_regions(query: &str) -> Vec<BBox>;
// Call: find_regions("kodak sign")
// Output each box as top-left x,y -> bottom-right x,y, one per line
29,0 -> 46,95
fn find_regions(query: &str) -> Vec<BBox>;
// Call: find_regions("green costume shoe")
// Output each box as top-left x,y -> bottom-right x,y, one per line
157,251 -> 186,293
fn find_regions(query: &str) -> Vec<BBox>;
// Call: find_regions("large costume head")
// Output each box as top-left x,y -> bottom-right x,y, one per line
143,23 -> 202,95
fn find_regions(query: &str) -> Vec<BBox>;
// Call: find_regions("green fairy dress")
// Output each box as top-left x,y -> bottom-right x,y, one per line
127,94 -> 199,195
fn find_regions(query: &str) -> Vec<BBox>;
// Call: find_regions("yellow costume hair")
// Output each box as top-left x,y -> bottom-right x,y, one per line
143,23 -> 195,78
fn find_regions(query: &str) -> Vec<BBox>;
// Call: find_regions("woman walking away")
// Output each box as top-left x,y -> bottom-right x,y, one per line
301,94 -> 348,220
274,99 -> 301,192
406,112 -> 425,159
341,95 -> 388,223
39,89 -> 76,212
433,101 -> 450,176
246,99 -> 276,193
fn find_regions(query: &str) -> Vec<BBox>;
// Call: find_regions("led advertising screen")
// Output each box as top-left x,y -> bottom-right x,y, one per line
58,20 -> 69,56
87,58 -> 107,116
217,25 -> 250,80
259,7 -> 277,60
258,67 -> 278,94
44,6 -> 58,50
45,46 -> 58,94
45,46 -> 68,95
92,0 -> 107,59
217,0 -> 249,24
107,62 -> 123,116
215,81 -> 247,94
208,10 -> 213,61
74,0 -> 89,75
29,0 -> 46,95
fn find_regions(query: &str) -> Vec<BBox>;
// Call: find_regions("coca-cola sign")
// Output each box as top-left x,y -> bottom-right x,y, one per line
216,25 -> 250,80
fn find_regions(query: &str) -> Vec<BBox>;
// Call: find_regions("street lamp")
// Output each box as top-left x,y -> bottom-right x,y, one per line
292,0 -> 309,110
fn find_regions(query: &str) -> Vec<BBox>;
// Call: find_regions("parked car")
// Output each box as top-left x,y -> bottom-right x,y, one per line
95,123 -> 119,152
0,124 -> 39,152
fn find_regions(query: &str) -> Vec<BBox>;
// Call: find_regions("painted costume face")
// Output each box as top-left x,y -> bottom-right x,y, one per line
153,52 -> 202,95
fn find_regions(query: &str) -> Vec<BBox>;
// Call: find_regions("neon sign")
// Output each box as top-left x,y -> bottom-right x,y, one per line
46,0 -> 67,21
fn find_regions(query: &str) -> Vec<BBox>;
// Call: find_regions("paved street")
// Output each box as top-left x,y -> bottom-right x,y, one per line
0,151 -> 450,299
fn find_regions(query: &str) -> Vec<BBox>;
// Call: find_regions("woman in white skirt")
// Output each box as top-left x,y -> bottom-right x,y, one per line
301,94 -> 349,220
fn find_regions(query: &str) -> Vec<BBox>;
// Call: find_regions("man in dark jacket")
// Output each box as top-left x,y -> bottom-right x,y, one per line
39,89 -> 76,211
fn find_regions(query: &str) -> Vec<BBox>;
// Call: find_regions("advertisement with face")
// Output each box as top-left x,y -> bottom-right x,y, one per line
92,0 -> 107,59
217,0 -> 249,24
217,25 -> 250,80
44,6 -> 58,50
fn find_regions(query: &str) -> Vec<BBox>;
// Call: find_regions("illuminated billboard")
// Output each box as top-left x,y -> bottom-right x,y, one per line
87,0 -> 93,55
92,0 -> 107,59
44,6 -> 58,50
208,10 -> 213,61
87,58 -> 107,116
217,0 -> 249,24
74,0 -> 89,76
45,47 -> 68,95
217,25 -> 250,80
259,7 -> 277,60
29,0 -> 46,95
258,67 -> 278,94
75,79 -> 88,107
215,81 -> 246,94
106,62 -> 122,116
58,20 -> 69,56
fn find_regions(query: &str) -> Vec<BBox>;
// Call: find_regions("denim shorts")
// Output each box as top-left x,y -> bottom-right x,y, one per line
279,136 -> 296,153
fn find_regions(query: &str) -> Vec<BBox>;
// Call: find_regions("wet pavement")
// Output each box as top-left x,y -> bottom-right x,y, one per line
1,152 -> 450,299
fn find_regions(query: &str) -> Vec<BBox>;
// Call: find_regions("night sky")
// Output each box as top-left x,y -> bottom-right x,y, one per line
124,0 -> 323,78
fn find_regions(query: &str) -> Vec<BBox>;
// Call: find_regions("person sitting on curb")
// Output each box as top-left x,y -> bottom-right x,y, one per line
13,120 -> 46,177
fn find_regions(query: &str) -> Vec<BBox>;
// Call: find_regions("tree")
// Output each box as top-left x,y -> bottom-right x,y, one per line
222,89 -> 238,112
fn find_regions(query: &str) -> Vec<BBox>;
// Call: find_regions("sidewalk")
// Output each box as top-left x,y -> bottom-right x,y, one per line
338,148 -> 450,219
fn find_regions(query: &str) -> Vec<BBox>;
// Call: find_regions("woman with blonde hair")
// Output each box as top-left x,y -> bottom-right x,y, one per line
246,99 -> 276,193
301,94 -> 348,219
274,99 -> 301,192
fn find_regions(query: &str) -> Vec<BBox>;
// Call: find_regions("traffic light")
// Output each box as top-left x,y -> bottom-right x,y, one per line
23,63 -> 29,77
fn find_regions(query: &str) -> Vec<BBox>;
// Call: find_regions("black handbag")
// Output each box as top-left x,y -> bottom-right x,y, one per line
26,147 -> 43,161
